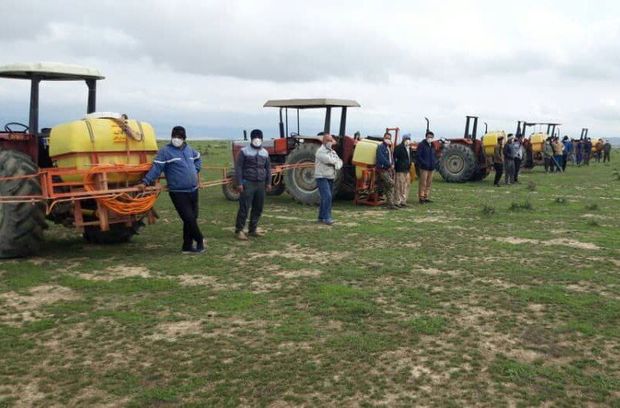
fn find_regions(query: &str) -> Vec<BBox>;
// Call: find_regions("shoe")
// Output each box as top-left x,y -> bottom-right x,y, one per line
235,231 -> 249,241
195,239 -> 207,253
322,219 -> 335,226
386,205 -> 398,210
424,199 -> 433,203
248,230 -> 265,237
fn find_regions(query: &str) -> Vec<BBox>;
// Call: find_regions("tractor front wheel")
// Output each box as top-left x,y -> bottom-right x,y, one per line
0,149 -> 47,258
438,144 -> 477,183
222,168 -> 240,201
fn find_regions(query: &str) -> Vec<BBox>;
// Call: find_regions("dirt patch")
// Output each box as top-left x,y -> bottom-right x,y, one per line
275,269 -> 323,279
79,265 -> 151,281
247,244 -> 349,265
263,214 -> 305,221
489,236 -> 600,250
175,274 -> 241,291
149,320 -> 204,341
0,285 -> 79,313
411,216 -> 453,223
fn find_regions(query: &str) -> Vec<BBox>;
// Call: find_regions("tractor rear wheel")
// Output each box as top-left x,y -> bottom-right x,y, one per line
83,221 -> 143,244
0,149 -> 47,258
284,143 -> 343,205
222,168 -> 240,201
438,144 -> 477,183
470,167 -> 490,181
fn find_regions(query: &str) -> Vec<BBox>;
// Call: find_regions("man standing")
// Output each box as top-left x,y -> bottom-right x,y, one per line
584,138 -> 592,165
376,132 -> 397,209
543,137 -> 554,172
552,136 -> 564,172
562,136 -> 572,171
513,134 -> 524,183
315,133 -> 343,225
138,126 -> 204,254
603,140 -> 612,163
493,136 -> 504,187
234,129 -> 272,240
393,134 -> 413,207
417,131 -> 437,203
503,134 -> 516,184
575,139 -> 583,166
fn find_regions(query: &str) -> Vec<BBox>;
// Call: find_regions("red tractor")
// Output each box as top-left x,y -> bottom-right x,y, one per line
434,115 -> 492,182
222,99 -> 362,205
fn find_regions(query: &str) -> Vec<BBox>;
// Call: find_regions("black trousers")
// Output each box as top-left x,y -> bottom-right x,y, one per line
514,158 -> 522,182
235,181 -> 265,233
169,191 -> 204,251
493,163 -> 503,185
562,153 -> 568,171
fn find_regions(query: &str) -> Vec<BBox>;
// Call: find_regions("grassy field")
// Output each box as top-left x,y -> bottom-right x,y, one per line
1,141 -> 619,407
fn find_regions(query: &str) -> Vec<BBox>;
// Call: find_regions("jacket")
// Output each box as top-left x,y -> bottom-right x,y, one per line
393,142 -> 412,173
493,144 -> 504,164
512,141 -> 523,160
375,143 -> 393,170
503,142 -> 515,160
142,142 -> 201,192
314,144 -> 342,179
235,145 -> 271,186
552,141 -> 564,155
543,142 -> 554,157
416,140 -> 437,171
563,140 -> 573,154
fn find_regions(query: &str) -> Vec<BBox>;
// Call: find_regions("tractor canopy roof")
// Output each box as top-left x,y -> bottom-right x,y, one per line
0,62 -> 104,81
263,98 -> 361,109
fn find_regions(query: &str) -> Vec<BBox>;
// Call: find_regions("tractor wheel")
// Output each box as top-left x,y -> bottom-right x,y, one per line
0,149 -> 47,258
284,143 -> 343,205
470,167 -> 490,181
438,144 -> 477,183
83,221 -> 143,244
222,168 -> 240,201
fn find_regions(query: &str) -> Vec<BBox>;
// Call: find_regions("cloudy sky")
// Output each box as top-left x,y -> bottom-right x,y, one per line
1,0 -> 619,140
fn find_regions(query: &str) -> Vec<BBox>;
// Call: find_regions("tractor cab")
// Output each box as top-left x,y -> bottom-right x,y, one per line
518,121 -> 560,168
0,62 -> 104,167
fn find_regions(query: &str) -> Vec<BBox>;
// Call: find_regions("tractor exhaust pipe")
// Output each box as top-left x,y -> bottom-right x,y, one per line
425,117 -> 430,133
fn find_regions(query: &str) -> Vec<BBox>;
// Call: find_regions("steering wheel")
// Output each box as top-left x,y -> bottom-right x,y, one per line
4,122 -> 29,133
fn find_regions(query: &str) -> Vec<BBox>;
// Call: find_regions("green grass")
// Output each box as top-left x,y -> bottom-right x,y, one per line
0,143 -> 619,406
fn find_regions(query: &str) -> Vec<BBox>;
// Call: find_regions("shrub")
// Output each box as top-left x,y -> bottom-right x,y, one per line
481,204 -> 496,215
509,200 -> 533,211
526,181 -> 536,191
585,203 -> 599,211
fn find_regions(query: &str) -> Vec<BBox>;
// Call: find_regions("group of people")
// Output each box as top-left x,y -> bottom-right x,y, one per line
492,133 -> 525,186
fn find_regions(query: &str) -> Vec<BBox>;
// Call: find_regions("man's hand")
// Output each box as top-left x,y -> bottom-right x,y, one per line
135,183 -> 147,192
266,184 -> 273,193
237,185 -> 244,193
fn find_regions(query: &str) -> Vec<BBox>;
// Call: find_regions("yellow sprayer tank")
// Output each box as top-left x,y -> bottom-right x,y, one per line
529,133 -> 546,154
352,138 -> 381,179
481,131 -> 506,157
49,116 -> 158,182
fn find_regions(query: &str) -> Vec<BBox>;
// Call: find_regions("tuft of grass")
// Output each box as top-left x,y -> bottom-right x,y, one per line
587,219 -> 601,227
509,200 -> 534,211
612,169 -> 620,181
409,316 -> 447,335
526,181 -> 537,191
481,204 -> 496,215
554,197 -> 567,204
585,203 -> 599,211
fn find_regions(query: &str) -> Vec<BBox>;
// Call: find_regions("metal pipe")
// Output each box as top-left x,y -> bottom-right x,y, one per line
472,117 -> 478,141
425,117 -> 430,132
28,76 -> 41,135
339,107 -> 347,137
278,108 -> 284,138
86,79 -> 97,113
324,107 -> 332,133
296,109 -> 300,135
285,108 -> 288,138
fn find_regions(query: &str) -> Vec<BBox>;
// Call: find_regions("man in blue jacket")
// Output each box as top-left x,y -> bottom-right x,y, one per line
234,129 -> 272,240
417,131 -> 437,204
138,126 -> 204,254
375,132 -> 397,209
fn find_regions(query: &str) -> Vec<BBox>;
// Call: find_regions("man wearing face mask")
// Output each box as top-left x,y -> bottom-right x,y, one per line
234,129 -> 272,240
393,134 -> 413,207
314,132 -> 343,225
417,131 -> 437,204
138,126 -> 204,254
376,132 -> 397,209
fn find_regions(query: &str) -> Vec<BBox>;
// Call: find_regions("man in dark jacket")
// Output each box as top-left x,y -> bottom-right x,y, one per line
583,138 -> 592,165
376,132 -> 397,209
493,136 -> 504,187
234,129 -> 272,240
603,141 -> 612,163
503,134 -> 515,184
138,126 -> 204,254
393,134 -> 413,207
417,131 -> 437,203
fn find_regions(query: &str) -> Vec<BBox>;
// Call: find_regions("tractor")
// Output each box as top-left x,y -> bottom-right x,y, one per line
519,121 -> 559,169
433,115 -> 496,182
222,99 -> 362,205
0,63 -> 160,258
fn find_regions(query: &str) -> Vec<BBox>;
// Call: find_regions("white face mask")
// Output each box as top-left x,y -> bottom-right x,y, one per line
426,137 -> 433,144
404,141 -> 410,147
325,142 -> 333,149
171,137 -> 184,148
251,138 -> 262,148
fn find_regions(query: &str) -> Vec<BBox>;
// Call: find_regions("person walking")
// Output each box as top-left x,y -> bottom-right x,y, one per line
393,134 -> 413,207
138,126 -> 205,254
234,129 -> 272,240
603,140 -> 612,163
513,134 -> 524,183
503,134 -> 516,184
492,136 -> 504,187
315,132 -> 343,225
417,131 -> 437,203
376,132 -> 397,209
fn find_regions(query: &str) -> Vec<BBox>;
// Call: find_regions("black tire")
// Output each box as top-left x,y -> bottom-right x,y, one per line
284,143 -> 341,205
0,150 -> 47,258
438,144 -> 477,183
222,168 -> 240,201
470,167 -> 490,181
83,222 -> 143,244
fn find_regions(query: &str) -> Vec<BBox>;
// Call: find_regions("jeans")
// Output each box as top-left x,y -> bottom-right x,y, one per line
504,159 -> 515,184
316,177 -> 333,222
493,163 -> 503,185
553,155 -> 563,171
235,181 -> 265,233
169,191 -> 204,251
